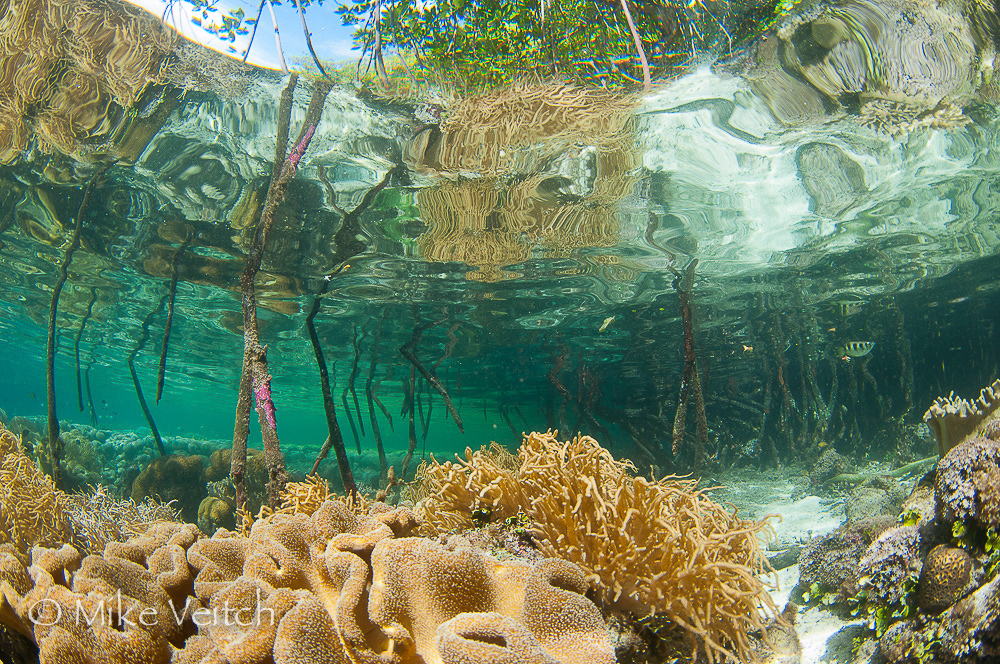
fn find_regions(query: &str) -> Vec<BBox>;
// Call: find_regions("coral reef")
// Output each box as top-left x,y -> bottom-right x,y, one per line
197,497 -> 235,534
204,447 -> 268,514
411,430 -> 778,663
1,422 -> 179,558
936,571 -> 1000,663
130,453 -> 206,523
798,515 -> 896,600
796,415 -> 999,662
934,436 -> 1000,529
0,496 -> 615,664
916,545 -> 978,614
856,525 -> 924,607
879,620 -> 921,664
845,476 -> 908,525
3,418 -> 230,498
0,423 -> 80,555
923,379 -> 1000,457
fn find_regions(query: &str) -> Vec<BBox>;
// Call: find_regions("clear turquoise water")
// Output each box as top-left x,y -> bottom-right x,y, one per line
3,6 -> 1000,488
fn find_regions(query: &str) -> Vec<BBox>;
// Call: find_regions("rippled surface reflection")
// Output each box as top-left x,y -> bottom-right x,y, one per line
3,3 -> 1000,463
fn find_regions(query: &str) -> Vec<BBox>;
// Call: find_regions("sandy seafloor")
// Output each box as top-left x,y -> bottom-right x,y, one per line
705,466 -> 900,664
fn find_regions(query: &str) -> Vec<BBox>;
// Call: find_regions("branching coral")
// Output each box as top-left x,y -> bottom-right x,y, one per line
1,423 -> 82,555
276,474 -> 331,516
411,430 -> 779,663
1,422 -> 179,558
65,485 -> 181,552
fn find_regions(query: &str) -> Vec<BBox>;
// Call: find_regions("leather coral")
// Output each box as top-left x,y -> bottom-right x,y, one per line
181,499 -> 614,664
0,490 -> 614,664
412,430 -> 779,664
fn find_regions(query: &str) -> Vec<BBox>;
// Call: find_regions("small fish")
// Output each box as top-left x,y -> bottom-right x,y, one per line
836,299 -> 865,317
838,341 -> 875,360
599,316 -> 615,332
742,343 -> 753,352
29,392 -> 36,399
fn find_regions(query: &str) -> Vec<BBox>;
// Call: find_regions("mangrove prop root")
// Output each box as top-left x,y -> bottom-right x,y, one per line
372,377 -> 393,431
129,295 -> 167,456
84,360 -> 97,426
366,315 -> 389,482
421,377 -> 434,444
291,0 -> 334,81
272,74 -> 297,171
156,239 -> 189,403
399,317 -> 464,433
400,376 -> 411,417
670,259 -> 707,468
896,308 -> 915,414
342,389 -> 361,454
232,76 -> 330,510
348,324 -> 367,437
500,404 -> 519,436
46,163 -> 112,489
416,378 -> 427,439
432,322 -> 461,370
315,162 -> 396,465
306,265 -> 357,496
231,71 -> 301,511
547,347 -> 573,405
75,287 -> 97,412
401,366 -> 418,481
231,354 -> 252,512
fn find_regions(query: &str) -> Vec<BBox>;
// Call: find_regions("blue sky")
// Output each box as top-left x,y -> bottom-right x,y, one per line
128,0 -> 359,70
